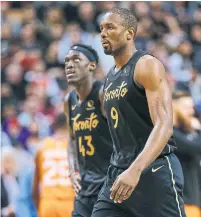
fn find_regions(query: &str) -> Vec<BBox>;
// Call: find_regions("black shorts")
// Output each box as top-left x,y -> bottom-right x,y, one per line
72,194 -> 97,217
92,153 -> 186,217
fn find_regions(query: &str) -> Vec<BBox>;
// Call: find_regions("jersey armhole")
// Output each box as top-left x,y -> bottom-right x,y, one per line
67,92 -> 74,132
130,51 -> 148,95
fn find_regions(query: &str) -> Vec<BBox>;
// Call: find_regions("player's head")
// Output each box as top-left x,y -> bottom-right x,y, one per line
53,113 -> 67,131
65,44 -> 99,85
100,8 -> 137,56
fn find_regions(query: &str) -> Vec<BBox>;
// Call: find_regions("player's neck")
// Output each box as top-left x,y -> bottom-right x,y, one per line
114,45 -> 137,70
75,77 -> 93,103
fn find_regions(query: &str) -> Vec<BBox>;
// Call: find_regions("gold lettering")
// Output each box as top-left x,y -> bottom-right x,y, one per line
104,81 -> 128,101
121,88 -> 128,97
71,113 -> 99,132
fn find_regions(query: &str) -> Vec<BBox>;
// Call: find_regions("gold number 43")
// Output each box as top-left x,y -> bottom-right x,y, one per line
111,107 -> 119,128
78,135 -> 95,157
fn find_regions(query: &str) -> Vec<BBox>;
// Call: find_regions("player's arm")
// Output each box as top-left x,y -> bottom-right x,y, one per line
131,55 -> 173,172
98,85 -> 107,117
32,150 -> 40,209
64,94 -> 81,195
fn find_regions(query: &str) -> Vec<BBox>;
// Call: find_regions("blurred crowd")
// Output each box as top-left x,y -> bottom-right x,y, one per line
1,1 -> 201,217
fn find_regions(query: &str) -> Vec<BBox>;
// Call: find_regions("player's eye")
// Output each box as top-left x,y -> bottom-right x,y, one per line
74,58 -> 80,63
108,25 -> 113,30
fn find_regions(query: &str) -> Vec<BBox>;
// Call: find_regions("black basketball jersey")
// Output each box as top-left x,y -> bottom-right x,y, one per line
68,80 -> 113,196
103,50 -> 176,169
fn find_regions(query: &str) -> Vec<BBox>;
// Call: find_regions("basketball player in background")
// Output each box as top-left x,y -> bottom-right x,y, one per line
64,44 -> 113,217
92,8 -> 186,217
32,113 -> 74,217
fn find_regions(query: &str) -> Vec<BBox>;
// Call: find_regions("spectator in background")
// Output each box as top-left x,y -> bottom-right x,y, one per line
48,24 -> 64,42
45,7 -> 64,27
26,121 -> 42,155
150,2 -> 169,40
18,95 -> 51,137
57,22 -> 93,63
189,67 -> 201,115
12,140 -> 33,176
3,117 -> 29,150
1,23 -> 13,58
190,24 -> 201,71
16,168 -> 37,217
20,23 -> 42,51
168,40 -> 193,88
1,104 -> 17,125
173,91 -> 201,217
1,175 -> 15,217
163,14 -> 186,49
45,41 -> 63,69
1,83 -> 18,110
78,2 -> 98,32
1,130 -> 12,148
4,63 -> 27,102
1,147 -> 19,217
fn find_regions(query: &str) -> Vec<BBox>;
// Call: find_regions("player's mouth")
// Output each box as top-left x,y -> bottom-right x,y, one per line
66,70 -> 76,78
102,40 -> 110,48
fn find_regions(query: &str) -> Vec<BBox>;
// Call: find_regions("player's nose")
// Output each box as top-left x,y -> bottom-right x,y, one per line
66,60 -> 74,69
100,29 -> 107,39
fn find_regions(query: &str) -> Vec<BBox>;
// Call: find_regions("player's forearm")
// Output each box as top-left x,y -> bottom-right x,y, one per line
67,138 -> 79,175
130,121 -> 173,173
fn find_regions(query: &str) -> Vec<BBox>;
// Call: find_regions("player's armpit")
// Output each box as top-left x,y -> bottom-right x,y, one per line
98,85 -> 107,117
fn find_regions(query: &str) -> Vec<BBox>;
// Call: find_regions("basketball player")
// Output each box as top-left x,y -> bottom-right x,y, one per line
32,113 -> 75,217
92,8 -> 186,217
64,44 -> 113,217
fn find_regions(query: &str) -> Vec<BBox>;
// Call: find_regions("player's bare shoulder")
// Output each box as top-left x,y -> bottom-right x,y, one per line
134,55 -> 166,90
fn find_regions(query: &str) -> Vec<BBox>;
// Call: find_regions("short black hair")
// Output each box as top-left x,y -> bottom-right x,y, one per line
110,8 -> 138,37
53,113 -> 67,130
70,43 -> 99,64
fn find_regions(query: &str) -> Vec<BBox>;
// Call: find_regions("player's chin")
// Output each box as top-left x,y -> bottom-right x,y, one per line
103,48 -> 112,55
66,77 -> 79,85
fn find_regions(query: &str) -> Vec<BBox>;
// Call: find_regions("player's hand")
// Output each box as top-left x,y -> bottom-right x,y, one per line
71,172 -> 81,196
110,167 -> 141,203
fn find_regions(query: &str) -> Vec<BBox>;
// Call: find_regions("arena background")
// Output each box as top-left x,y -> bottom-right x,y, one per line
1,1 -> 201,217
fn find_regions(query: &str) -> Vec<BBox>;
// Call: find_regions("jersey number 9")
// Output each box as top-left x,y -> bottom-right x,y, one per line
111,107 -> 119,128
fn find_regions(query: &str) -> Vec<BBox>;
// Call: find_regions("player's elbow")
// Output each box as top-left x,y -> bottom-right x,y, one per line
156,118 -> 173,138
163,119 -> 173,138
167,124 -> 173,137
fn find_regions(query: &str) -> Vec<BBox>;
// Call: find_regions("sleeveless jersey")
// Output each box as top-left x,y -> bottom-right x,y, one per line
36,137 -> 74,200
103,50 -> 176,169
68,80 -> 113,196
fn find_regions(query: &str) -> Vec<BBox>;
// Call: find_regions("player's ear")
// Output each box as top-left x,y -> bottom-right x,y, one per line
127,28 -> 134,40
89,62 -> 97,71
